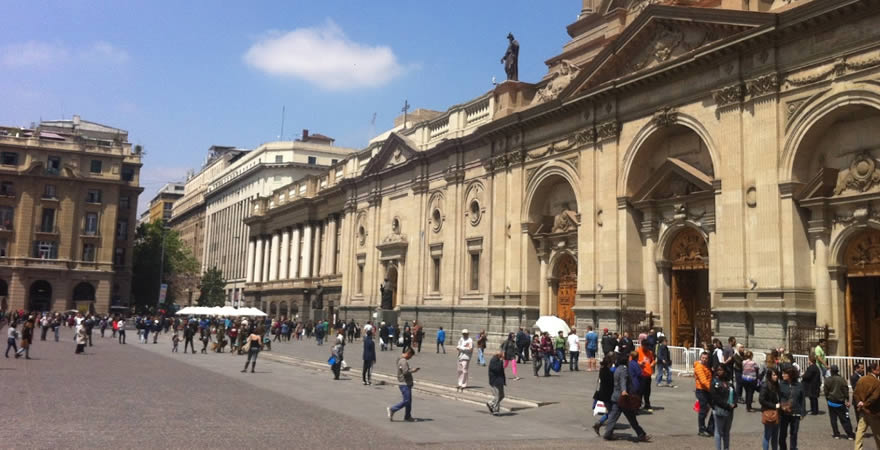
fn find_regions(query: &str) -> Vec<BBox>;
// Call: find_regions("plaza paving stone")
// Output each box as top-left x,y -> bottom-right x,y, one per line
0,326 -> 864,449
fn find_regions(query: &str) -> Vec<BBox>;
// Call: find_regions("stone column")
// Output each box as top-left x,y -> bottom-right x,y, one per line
302,223 -> 313,278
539,252 -> 548,316
641,213 -> 660,319
312,221 -> 322,277
290,225 -> 301,279
269,232 -> 280,281
280,228 -> 290,280
245,239 -> 256,283
262,238 -> 271,283
327,216 -> 338,275
253,236 -> 264,283
814,234 -> 832,327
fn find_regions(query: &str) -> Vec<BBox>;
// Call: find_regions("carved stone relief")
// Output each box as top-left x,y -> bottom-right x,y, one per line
596,121 -> 620,141
712,84 -> 744,108
533,60 -> 581,105
652,106 -> 678,128
834,152 -> 880,196
783,52 -> 880,89
745,73 -> 779,99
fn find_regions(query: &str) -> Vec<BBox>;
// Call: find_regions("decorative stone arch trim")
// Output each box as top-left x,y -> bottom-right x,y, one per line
654,221 -> 710,268
781,85 -> 880,182
618,112 -> 719,199
522,162 -> 583,223
829,222 -> 880,269
547,248 -> 578,279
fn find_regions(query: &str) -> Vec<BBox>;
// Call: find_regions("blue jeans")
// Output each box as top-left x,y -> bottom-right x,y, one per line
391,385 -> 412,419
53,327 -> 60,342
779,415 -> 799,450
714,410 -> 733,450
543,354 -> 552,376
656,362 -> 672,384
762,422 -> 779,450
569,351 -> 579,371
696,390 -> 714,433
477,348 -> 485,365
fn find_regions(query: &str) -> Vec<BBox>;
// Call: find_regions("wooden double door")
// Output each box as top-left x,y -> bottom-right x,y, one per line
670,269 -> 711,348
556,255 -> 577,326
846,276 -> 880,357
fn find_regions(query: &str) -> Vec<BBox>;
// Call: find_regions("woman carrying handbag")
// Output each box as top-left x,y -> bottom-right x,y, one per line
759,368 -> 781,450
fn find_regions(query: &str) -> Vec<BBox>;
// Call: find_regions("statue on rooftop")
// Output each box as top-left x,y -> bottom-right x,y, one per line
501,33 -> 520,81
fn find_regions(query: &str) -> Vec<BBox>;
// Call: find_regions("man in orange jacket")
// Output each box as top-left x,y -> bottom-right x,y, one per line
638,340 -> 656,412
694,351 -> 714,437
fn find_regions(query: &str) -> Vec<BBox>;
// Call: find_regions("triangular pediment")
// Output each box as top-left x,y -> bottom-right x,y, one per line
796,167 -> 839,201
632,157 -> 713,203
561,6 -> 774,98
361,132 -> 420,176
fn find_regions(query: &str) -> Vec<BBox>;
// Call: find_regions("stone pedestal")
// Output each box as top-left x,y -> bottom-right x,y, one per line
376,309 -> 398,327
312,309 -> 325,323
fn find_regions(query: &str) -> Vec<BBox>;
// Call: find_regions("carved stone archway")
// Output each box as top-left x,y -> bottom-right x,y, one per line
663,227 -> 711,348
842,228 -> 880,356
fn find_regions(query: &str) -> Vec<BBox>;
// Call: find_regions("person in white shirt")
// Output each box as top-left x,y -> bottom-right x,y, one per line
117,318 -> 126,344
363,322 -> 373,336
456,329 -> 474,391
566,329 -> 580,371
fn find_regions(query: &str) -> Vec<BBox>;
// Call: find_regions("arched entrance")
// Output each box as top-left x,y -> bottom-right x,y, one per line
842,229 -> 880,356
667,228 -> 710,348
554,254 -> 577,325
386,265 -> 399,309
29,280 -> 52,312
73,282 -> 95,301
0,279 -> 7,311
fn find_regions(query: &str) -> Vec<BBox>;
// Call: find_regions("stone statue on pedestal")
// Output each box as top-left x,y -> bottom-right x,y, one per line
380,278 -> 394,310
311,284 -> 324,310
501,33 -> 519,81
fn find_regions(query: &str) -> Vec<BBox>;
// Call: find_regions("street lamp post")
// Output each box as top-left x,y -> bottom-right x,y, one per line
156,223 -> 168,311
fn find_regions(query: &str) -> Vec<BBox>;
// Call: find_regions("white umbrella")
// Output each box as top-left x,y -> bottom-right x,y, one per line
239,307 -> 267,317
534,315 -> 571,337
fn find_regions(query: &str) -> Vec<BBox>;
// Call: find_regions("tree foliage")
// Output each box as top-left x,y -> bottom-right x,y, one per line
198,267 -> 227,307
131,220 -> 199,312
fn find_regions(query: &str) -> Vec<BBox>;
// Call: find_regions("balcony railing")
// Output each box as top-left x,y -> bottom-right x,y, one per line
35,225 -> 59,234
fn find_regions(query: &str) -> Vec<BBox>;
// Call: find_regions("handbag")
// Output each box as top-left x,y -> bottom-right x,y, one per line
593,401 -> 607,416
618,392 -> 642,411
328,355 -> 337,366
761,409 -> 779,425
552,357 -> 562,372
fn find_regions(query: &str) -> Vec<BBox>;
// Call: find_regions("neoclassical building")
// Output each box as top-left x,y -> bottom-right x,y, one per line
244,0 -> 880,356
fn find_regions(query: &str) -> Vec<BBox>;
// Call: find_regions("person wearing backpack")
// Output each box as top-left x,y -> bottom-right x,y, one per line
655,336 -> 673,387
603,352 -> 650,442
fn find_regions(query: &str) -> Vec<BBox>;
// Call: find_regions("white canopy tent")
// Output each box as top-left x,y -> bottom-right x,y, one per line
534,315 -> 571,337
175,306 -> 267,317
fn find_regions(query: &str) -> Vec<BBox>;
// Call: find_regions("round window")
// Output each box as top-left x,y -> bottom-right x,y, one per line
431,209 -> 442,232
469,200 -> 482,226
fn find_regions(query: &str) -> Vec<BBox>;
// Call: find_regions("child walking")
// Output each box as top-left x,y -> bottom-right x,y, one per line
172,333 -> 180,352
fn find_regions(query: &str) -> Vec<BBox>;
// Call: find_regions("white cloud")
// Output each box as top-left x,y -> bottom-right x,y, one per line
81,41 -> 130,64
0,40 -> 130,68
0,41 -> 69,68
243,20 -> 409,90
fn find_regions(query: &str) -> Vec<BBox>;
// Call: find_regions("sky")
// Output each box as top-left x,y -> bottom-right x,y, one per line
0,1 -> 579,212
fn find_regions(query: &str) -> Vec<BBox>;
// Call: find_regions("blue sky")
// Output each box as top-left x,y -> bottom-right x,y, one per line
0,1 -> 578,211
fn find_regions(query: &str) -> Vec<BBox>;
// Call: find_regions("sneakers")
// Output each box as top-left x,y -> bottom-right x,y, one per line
832,434 -> 841,440
592,423 -> 601,436
486,402 -> 494,415
387,407 -> 394,421
638,434 -> 652,442
403,417 -> 415,422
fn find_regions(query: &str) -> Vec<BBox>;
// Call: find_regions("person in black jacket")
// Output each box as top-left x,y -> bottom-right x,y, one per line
601,329 -> 616,356
711,365 -> 737,450
851,362 -> 865,423
593,353 -> 615,435
802,354 -> 822,415
760,368 -> 782,450
779,366 -> 805,450
363,331 -> 376,385
486,351 -> 506,416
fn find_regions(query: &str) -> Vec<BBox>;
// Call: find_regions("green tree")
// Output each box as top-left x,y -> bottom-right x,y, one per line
198,267 -> 227,307
131,220 -> 199,312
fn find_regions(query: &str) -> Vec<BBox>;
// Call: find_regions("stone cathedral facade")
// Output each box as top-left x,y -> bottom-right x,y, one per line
244,0 -> 880,355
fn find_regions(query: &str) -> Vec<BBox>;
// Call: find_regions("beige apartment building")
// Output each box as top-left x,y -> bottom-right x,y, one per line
0,116 -> 142,314
145,182 -> 184,224
244,0 -> 880,356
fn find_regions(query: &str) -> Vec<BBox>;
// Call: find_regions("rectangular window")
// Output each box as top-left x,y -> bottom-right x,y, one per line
307,156 -> 317,165
40,208 -> 55,232
1,152 -> 18,165
357,263 -> 365,294
90,160 -> 103,173
432,256 -> 441,292
119,196 -> 130,209
163,202 -> 173,210
33,241 -> 58,259
82,243 -> 96,262
0,239 -> 6,257
0,206 -> 13,230
43,184 -> 56,199
121,166 -> 135,182
84,212 -> 98,235
114,248 -> 125,265
86,189 -> 102,203
470,252 -> 480,291
331,159 -> 338,165
116,219 -> 128,240
275,155 -> 283,163
0,181 -> 13,197
47,156 -> 61,175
